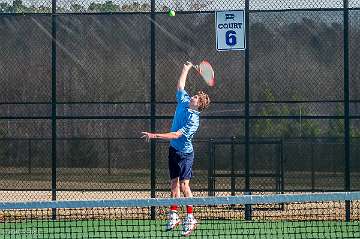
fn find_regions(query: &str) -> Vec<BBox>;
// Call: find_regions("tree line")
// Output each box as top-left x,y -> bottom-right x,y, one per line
0,0 -> 208,13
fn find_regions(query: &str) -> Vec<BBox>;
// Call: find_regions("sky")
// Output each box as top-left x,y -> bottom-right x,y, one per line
0,0 -> 359,10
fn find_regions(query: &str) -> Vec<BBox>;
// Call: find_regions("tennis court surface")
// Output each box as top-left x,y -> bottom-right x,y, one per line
1,192 -> 359,238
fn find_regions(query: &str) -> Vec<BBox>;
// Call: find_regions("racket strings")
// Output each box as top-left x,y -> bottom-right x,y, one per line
198,62 -> 215,86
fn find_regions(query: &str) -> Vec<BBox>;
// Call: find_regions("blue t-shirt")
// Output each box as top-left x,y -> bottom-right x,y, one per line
170,90 -> 200,153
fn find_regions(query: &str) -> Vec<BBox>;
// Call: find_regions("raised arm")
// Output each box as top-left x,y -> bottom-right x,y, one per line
177,61 -> 193,91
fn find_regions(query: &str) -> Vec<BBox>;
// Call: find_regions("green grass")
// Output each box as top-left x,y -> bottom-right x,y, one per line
1,220 -> 359,238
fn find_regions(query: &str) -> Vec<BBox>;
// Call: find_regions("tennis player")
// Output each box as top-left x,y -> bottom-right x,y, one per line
141,61 -> 210,236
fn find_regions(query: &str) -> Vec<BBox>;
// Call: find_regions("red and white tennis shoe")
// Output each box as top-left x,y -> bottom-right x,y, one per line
165,212 -> 181,231
181,215 -> 198,237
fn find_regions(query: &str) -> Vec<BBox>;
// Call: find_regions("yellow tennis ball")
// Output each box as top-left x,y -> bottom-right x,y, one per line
168,10 -> 176,17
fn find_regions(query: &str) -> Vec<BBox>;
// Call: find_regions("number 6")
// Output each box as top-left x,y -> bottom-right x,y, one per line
225,30 -> 237,46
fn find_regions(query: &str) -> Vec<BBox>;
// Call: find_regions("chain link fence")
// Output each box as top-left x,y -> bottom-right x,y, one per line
0,0 -> 359,201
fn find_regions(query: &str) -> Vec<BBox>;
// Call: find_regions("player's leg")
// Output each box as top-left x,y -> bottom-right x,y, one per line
180,179 -> 193,218
180,179 -> 193,197
170,177 -> 181,198
179,152 -> 197,236
180,179 -> 197,236
166,177 -> 181,231
166,147 -> 181,231
180,179 -> 193,209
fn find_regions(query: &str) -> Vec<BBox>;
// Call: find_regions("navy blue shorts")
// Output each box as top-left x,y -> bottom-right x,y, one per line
168,146 -> 194,181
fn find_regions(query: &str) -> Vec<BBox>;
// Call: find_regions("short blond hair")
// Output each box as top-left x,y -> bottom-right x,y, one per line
197,91 -> 210,112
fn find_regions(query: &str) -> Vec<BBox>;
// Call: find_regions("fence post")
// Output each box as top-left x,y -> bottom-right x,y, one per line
107,138 -> 111,175
208,139 -> 215,196
343,0 -> 351,222
311,141 -> 315,192
51,0 -> 58,220
244,0 -> 252,221
280,138 -> 284,193
231,136 -> 236,196
150,0 -> 156,220
28,139 -> 31,174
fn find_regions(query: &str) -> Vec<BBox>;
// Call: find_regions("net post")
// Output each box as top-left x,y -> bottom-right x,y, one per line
345,200 -> 351,222
244,191 -> 252,220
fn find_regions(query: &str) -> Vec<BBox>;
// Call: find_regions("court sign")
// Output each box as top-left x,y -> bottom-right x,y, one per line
215,10 -> 246,51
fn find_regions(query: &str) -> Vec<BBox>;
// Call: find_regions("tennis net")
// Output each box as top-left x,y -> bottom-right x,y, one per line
0,192 -> 359,238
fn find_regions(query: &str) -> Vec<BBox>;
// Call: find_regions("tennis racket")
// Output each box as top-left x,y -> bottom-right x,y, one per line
193,61 -> 215,87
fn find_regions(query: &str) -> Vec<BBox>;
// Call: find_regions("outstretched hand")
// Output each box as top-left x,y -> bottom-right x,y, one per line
141,132 -> 156,142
